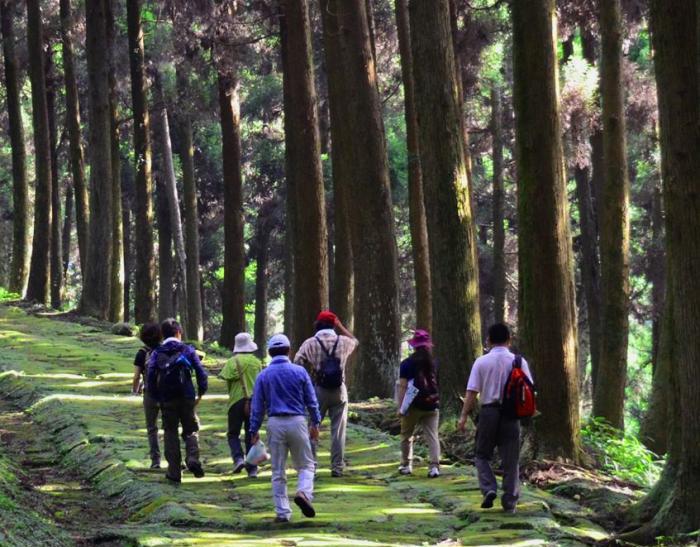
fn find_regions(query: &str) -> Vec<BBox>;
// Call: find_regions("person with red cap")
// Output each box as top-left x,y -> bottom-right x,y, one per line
294,310 -> 358,477
396,329 -> 441,478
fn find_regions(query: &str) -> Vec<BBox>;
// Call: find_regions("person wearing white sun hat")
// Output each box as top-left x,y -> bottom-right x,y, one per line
219,332 -> 264,478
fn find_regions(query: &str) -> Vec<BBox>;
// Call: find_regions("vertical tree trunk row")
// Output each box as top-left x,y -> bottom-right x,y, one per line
1,0 -> 29,295
409,0 -> 482,410
25,0 -> 52,305
491,84 -> 506,325
280,0 -> 329,349
593,0 -> 631,429
395,0 -> 432,332
512,0 -> 580,461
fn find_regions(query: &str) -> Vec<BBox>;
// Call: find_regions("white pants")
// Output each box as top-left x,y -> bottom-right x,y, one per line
267,415 -> 315,519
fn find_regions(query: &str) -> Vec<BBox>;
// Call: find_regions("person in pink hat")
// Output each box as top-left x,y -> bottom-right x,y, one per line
396,329 -> 441,478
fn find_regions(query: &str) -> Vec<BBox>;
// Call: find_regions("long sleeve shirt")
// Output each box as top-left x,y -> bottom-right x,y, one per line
249,355 -> 321,435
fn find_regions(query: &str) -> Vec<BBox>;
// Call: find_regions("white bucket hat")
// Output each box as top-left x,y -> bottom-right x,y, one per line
233,332 -> 258,353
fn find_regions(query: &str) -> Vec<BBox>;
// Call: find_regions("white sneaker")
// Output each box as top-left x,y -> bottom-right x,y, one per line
398,465 -> 412,475
428,467 -> 440,478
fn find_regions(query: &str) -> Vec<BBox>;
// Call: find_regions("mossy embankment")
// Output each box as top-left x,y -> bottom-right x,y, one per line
0,304 -> 613,546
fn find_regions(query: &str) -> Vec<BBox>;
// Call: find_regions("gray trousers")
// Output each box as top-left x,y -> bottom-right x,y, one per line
475,406 -> 521,509
161,398 -> 200,481
143,391 -> 161,462
311,384 -> 348,474
268,416 -> 315,519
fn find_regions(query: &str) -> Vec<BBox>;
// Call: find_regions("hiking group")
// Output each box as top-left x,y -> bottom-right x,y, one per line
132,312 -> 534,522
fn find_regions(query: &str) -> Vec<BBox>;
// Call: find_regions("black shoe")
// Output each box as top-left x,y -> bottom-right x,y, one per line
294,492 -> 316,518
188,461 -> 205,478
481,490 -> 497,509
274,516 -> 290,523
331,470 -> 343,478
233,459 -> 246,474
503,505 -> 516,514
165,474 -> 181,484
150,460 -> 161,469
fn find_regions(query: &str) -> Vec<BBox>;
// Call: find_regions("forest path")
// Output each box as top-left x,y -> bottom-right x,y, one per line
0,304 -> 609,546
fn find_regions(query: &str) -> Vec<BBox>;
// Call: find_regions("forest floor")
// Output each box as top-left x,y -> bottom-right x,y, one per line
0,303 -> 633,546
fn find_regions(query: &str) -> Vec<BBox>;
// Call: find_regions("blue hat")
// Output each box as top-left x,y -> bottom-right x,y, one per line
267,333 -> 291,350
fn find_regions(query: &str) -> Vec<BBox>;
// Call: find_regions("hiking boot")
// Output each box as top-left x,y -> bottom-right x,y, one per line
294,492 -> 316,518
274,516 -> 290,523
188,461 -> 205,478
428,467 -> 440,479
502,505 -> 516,514
398,465 -> 412,475
165,474 -> 181,484
247,467 -> 258,479
150,459 -> 161,470
233,458 -> 246,474
481,490 -> 497,509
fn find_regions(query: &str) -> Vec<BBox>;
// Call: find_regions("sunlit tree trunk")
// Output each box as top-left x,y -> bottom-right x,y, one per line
46,44 -> 63,309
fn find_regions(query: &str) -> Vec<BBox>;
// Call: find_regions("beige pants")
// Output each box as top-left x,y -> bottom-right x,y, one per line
400,408 -> 440,469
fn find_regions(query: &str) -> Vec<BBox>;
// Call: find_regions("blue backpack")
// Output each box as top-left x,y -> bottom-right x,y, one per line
154,350 -> 193,399
315,336 -> 343,389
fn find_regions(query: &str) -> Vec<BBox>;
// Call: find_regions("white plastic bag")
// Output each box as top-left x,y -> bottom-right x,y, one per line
245,439 -> 270,466
399,379 -> 420,416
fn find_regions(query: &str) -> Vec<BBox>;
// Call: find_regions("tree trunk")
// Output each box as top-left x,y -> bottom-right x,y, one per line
625,0 -> 700,535
320,0 -> 401,399
253,205 -> 273,359
126,0 -> 157,323
122,162 -> 134,323
155,166 -> 174,321
25,0 -> 52,305
491,84 -> 506,325
408,0 -> 482,410
592,0 -> 631,430
62,184 -> 73,282
46,44 -> 63,309
649,185 -> 665,372
107,0 -> 124,323
395,0 -> 432,332
512,0 -> 580,461
280,0 -> 329,349
1,0 -> 29,295
176,69 -> 204,341
218,71 -> 246,348
59,0 -> 89,281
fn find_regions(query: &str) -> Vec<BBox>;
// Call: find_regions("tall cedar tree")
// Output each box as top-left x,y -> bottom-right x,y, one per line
593,0 -> 631,429
46,46 -> 63,309
409,0 -> 482,409
1,0 -> 29,294
395,0 -> 432,331
623,0 -> 700,537
320,0 -> 401,398
62,185 -> 73,281
60,0 -> 89,280
491,84 -> 506,324
155,169 -> 174,320
81,0 -> 114,319
512,0 -> 581,460
122,163 -> 135,322
218,70 -> 246,348
280,0 -> 329,348
126,0 -> 157,323
175,69 -> 204,342
107,0 -> 124,322
253,201 -> 275,358
25,0 -> 52,304
322,0 -> 353,328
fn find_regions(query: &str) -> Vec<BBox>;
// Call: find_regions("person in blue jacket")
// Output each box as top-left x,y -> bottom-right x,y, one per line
147,318 -> 208,483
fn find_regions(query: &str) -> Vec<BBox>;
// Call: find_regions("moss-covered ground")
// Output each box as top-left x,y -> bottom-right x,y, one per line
0,304 -> 612,546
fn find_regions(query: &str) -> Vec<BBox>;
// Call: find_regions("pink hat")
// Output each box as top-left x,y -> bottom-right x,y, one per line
408,329 -> 433,349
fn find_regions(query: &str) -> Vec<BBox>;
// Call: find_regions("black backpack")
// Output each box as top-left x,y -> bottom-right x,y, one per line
154,349 -> 193,399
315,336 -> 343,389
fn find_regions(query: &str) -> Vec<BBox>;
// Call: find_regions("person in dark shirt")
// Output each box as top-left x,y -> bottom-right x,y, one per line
147,318 -> 208,483
131,323 -> 162,469
396,329 -> 440,478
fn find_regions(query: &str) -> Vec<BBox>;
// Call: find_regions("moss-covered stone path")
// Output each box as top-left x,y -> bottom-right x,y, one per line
0,305 -> 610,546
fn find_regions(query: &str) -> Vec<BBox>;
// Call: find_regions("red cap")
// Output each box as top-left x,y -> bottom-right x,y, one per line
316,310 -> 338,325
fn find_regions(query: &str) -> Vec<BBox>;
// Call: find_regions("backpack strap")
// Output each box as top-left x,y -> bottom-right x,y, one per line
330,336 -> 340,358
315,335 -> 340,358
234,357 -> 249,399
512,355 -> 522,369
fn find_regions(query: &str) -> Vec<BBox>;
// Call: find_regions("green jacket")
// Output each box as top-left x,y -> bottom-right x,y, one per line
219,353 -> 264,408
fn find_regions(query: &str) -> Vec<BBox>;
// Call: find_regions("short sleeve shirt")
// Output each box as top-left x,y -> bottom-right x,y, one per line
219,353 -> 265,408
399,356 -> 439,411
134,347 -> 150,388
466,346 -> 533,405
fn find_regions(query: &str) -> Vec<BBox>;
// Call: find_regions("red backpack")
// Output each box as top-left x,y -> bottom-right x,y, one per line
502,355 -> 536,419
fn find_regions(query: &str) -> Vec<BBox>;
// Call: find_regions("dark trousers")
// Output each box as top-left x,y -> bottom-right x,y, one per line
161,398 -> 200,481
475,406 -> 521,509
227,398 -> 255,470
143,391 -> 161,462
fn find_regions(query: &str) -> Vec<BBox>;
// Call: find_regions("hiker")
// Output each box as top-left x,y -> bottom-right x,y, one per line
294,310 -> 358,478
131,322 -> 163,469
147,318 -> 208,483
457,323 -> 533,513
396,329 -> 441,478
219,332 -> 264,478
250,334 -> 321,523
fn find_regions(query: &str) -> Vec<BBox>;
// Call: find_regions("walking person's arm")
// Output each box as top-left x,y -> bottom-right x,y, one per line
303,372 -> 322,440
131,350 -> 146,394
249,376 -> 265,444
189,348 -> 208,404
458,390 -> 479,432
397,378 -> 408,415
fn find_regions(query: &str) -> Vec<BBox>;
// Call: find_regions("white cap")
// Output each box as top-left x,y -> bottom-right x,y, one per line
233,332 -> 258,353
267,333 -> 291,350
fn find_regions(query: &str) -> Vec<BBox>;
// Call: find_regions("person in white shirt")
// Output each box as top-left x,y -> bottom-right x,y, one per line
458,323 -> 534,513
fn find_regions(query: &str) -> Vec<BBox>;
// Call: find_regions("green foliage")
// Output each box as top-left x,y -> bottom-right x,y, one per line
582,417 -> 664,487
0,288 -> 20,302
